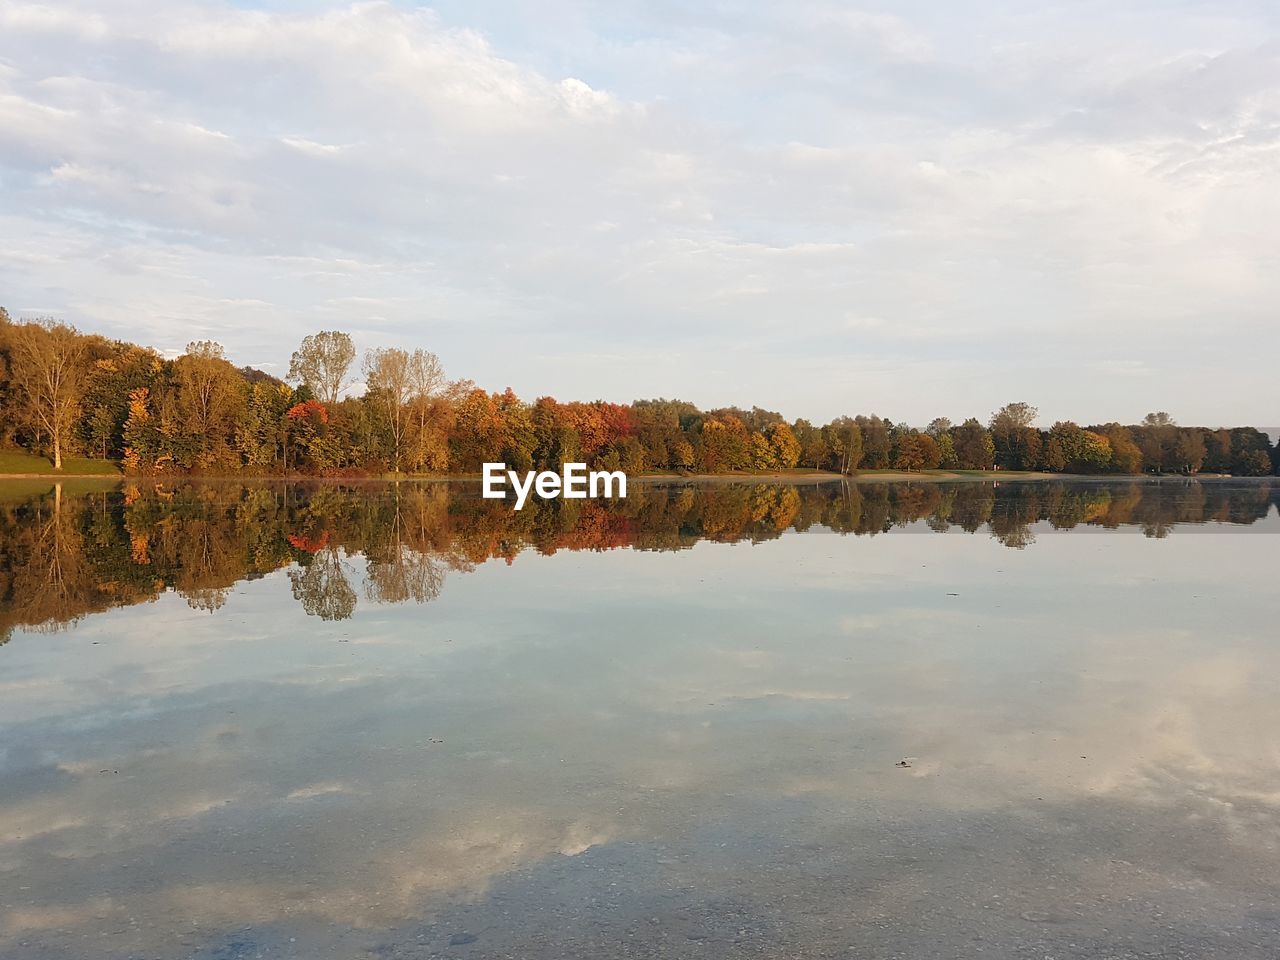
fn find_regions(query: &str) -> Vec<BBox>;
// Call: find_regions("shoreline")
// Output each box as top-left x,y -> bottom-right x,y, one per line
0,470 -> 1265,484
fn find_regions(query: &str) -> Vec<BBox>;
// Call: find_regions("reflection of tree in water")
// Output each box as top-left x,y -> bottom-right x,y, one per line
994,525 -> 1037,550
747,485 -> 801,531
162,519 -> 242,613
4,484 -> 94,632
364,485 -> 452,605
888,484 -> 943,526
289,547 -> 357,620
0,478 -> 1274,638
988,487 -> 1045,550
182,586 -> 230,613
367,545 -> 447,605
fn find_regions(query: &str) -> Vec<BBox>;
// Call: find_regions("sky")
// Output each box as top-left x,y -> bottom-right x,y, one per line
0,0 -> 1277,427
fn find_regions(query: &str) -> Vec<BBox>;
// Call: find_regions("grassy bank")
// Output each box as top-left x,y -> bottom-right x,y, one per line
0,450 -> 122,477
0,456 -> 1265,486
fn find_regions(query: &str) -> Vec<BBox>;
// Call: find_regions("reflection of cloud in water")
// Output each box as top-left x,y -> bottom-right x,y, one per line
286,780 -> 356,801
1,492 -> 1278,956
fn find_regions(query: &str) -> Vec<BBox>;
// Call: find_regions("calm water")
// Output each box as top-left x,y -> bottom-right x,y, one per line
2,478 -> 1279,959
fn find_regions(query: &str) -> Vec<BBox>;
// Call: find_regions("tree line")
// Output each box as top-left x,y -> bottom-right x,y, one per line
1,311 -> 1276,477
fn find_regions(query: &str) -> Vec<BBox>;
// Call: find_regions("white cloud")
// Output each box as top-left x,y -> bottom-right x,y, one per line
0,0 -> 1276,425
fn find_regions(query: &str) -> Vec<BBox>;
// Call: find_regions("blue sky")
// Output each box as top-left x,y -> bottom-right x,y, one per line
0,1 -> 1277,426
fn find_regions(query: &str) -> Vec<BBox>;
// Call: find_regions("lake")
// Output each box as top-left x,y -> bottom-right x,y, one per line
2,478 -> 1279,959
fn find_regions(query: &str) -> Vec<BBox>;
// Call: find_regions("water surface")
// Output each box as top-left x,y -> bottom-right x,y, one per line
2,479 -> 1279,959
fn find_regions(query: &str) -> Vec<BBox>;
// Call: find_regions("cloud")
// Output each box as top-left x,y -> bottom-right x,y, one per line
3,524 -> 1280,956
0,0 -> 1276,424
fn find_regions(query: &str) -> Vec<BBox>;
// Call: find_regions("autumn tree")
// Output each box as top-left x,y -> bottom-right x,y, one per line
80,343 -> 164,460
765,421 -> 801,470
0,307 -> 13,447
1048,422 -> 1112,473
926,417 -> 952,439
1135,412 -> 1176,473
749,433 -> 774,470
951,418 -> 994,470
289,331 -> 356,406
1042,434 -> 1066,472
991,402 -> 1038,430
530,397 -> 581,469
855,415 -> 890,469
1204,428 -> 1234,474
2,312 -> 1276,481
671,437 -> 696,471
935,432 -> 958,468
8,320 -> 87,469
495,387 -> 536,471
1172,430 -> 1206,475
405,350 -> 448,471
991,402 -> 1041,470
449,387 -> 503,472
286,399 -> 343,472
173,341 -> 246,468
1094,423 -> 1143,474
700,414 -> 750,471
630,399 -> 696,470
888,425 -> 941,472
824,417 -> 863,474
747,421 -> 800,470
363,347 -> 415,471
1228,428 -> 1275,476
892,432 -> 929,471
237,382 -> 293,468
791,418 -> 827,469
1236,449 -> 1274,476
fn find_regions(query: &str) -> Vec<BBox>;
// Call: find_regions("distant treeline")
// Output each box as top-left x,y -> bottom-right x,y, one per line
2,478 -> 1276,641
1,311 -> 1276,477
